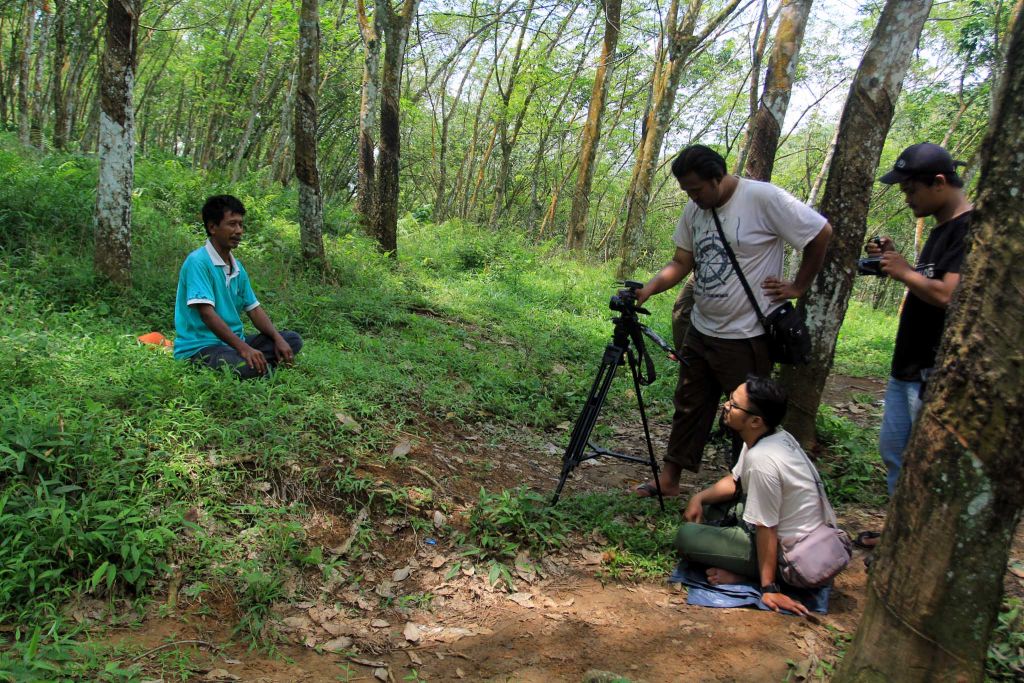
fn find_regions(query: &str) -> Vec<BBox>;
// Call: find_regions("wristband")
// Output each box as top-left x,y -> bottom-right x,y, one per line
760,582 -> 780,594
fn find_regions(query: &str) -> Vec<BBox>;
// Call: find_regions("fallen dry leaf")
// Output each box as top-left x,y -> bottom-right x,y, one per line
393,567 -> 412,582
335,413 -> 362,432
403,622 -> 422,643
433,511 -> 446,528
430,555 -> 447,569
373,668 -> 389,682
392,441 -> 412,457
203,670 -> 239,682
507,592 -> 535,608
371,619 -> 390,628
321,636 -> 354,653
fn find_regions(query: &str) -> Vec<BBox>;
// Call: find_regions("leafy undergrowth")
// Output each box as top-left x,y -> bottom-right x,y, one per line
7,138 -> 1002,679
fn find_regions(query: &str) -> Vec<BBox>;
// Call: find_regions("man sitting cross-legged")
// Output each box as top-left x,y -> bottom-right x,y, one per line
173,194 -> 302,378
675,375 -> 836,615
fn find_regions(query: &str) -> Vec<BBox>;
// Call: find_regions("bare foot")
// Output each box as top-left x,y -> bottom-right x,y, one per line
706,567 -> 746,585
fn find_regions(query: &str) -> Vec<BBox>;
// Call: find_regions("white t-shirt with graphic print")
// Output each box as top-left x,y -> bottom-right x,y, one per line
672,178 -> 826,339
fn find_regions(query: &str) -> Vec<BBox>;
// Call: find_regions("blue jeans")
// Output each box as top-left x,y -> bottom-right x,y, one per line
879,377 -> 923,496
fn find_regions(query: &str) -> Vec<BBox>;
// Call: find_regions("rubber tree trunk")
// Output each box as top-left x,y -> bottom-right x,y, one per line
355,0 -> 380,232
834,10 -> 1024,680
778,0 -> 932,446
742,0 -> 813,181
29,1 -> 49,149
566,0 -> 621,252
52,0 -> 70,149
17,0 -> 34,146
94,0 -> 138,287
296,0 -> 325,266
372,0 -> 418,257
615,0 -> 742,278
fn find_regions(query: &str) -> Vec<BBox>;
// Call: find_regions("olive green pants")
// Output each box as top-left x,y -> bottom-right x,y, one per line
674,501 -> 759,580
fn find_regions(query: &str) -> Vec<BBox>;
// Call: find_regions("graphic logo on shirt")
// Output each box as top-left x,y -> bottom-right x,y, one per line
693,229 -> 733,298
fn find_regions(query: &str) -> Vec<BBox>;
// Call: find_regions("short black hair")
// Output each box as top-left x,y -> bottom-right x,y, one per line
917,172 -> 965,189
671,144 -> 727,182
201,195 -> 246,235
744,374 -> 788,430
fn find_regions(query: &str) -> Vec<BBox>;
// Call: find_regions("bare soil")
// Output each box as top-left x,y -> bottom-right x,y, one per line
90,374 -> 1022,682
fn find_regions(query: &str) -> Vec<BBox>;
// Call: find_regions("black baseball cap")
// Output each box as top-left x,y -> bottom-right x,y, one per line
879,142 -> 965,184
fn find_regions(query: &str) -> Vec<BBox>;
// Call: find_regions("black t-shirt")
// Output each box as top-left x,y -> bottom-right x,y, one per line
890,211 -> 971,381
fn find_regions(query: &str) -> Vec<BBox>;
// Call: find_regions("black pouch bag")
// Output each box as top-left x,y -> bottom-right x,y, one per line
711,209 -> 811,366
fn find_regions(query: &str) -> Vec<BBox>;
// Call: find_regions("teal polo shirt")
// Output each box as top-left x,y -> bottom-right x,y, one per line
173,241 -> 260,360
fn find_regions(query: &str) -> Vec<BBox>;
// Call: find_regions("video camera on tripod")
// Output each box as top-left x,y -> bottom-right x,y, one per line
550,281 -> 677,508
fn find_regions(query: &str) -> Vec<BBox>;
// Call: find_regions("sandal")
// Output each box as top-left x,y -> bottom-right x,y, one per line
853,530 -> 881,549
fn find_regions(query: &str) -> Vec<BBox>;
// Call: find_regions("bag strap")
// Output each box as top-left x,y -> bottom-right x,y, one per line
710,208 -> 770,332
795,444 -> 838,528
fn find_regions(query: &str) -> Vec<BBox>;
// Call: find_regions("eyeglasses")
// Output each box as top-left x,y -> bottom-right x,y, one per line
724,394 -> 761,417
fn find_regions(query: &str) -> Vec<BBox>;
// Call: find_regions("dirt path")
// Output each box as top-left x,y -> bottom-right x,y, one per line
96,373 -> 1017,682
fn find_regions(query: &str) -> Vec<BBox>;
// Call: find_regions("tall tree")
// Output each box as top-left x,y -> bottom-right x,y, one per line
355,0 -> 381,234
779,0 -> 933,444
372,0 -> 418,255
615,0 -> 743,278
566,0 -> 621,252
28,0 -> 49,148
17,0 -> 35,146
835,7 -> 1024,679
296,0 -> 325,265
51,0 -> 69,149
94,0 -> 138,287
742,0 -> 813,180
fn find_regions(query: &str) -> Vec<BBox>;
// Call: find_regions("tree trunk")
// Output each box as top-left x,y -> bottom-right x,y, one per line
835,10 -> 1024,680
779,0 -> 932,446
29,1 -> 50,148
17,0 -> 34,146
487,0 -> 537,229
52,0 -> 69,149
742,0 -> 813,181
355,0 -> 381,232
94,0 -> 138,287
296,0 -> 325,265
372,0 -> 418,256
566,0 -> 621,252
615,0 -> 743,278
232,38 -> 275,181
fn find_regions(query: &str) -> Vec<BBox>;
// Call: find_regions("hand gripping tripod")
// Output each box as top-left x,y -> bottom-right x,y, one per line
551,282 -> 677,510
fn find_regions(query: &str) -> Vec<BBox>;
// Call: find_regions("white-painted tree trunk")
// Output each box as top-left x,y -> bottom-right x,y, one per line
94,0 -> 138,287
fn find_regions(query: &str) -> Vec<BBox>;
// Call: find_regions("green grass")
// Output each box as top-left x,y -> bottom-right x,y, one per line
833,300 -> 898,377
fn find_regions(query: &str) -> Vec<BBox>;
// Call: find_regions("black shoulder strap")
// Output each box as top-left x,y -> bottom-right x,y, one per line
711,208 -> 769,330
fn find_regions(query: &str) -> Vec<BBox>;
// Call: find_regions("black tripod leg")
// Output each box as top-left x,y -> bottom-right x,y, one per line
551,345 -> 626,505
626,349 -> 665,511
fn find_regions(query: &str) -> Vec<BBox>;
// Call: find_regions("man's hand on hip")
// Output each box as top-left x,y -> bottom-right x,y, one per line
761,277 -> 801,303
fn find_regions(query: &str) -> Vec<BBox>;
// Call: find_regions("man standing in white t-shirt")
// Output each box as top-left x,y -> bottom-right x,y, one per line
675,376 -> 831,615
634,145 -> 831,497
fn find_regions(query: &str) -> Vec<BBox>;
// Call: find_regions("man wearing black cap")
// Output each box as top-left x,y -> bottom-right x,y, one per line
856,142 -> 972,550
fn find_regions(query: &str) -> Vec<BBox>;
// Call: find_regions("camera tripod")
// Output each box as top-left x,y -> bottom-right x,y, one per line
551,285 -> 677,510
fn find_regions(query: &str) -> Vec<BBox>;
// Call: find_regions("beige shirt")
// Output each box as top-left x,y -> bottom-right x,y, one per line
731,429 -> 829,542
